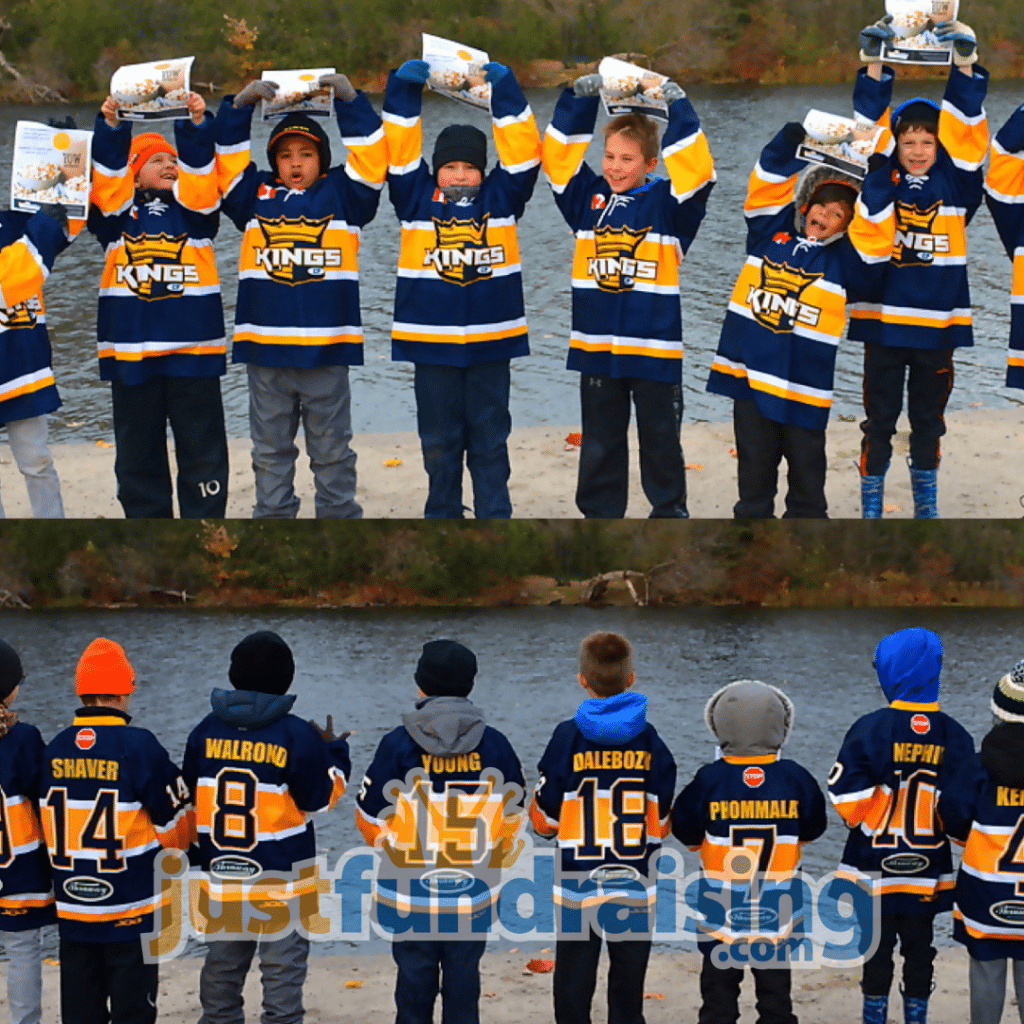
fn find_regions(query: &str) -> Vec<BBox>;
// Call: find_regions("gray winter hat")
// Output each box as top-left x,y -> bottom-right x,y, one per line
705,679 -> 794,757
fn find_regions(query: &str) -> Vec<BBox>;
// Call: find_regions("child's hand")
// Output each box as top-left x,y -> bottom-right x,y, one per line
859,15 -> 894,62
782,122 -> 807,146
233,79 -> 277,109
319,72 -> 356,102
482,62 -> 509,84
396,59 -> 430,85
186,91 -> 206,124
661,81 -> 685,104
572,73 -> 602,97
101,95 -> 119,129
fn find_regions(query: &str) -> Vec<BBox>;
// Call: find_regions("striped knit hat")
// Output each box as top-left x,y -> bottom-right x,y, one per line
992,660 -> 1024,723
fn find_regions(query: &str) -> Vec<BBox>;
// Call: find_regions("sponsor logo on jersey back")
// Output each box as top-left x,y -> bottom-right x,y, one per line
743,766 -> 766,788
75,727 -> 97,751
910,714 -> 930,735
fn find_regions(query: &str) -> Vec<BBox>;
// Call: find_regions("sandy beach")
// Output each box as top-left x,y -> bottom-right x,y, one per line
1,407 -> 1022,518
1,944 -> 976,1023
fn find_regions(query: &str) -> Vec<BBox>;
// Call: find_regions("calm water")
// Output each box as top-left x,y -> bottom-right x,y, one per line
0,605 -> 1017,952
1,80 -> 1022,444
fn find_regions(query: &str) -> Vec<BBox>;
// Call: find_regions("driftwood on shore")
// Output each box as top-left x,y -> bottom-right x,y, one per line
0,17 -> 66,103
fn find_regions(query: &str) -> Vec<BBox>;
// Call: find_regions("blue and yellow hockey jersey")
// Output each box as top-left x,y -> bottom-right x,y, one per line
183,690 -> 348,908
541,90 -> 715,383
847,64 -> 989,350
707,127 -> 883,430
984,105 -> 1024,390
40,707 -> 195,942
0,210 -> 70,425
383,69 -> 540,366
0,721 -> 55,930
215,93 -> 387,368
530,692 -> 675,907
87,114 -> 226,384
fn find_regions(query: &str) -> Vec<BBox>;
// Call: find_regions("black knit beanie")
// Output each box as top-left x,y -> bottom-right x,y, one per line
267,114 -> 332,176
229,631 -> 295,695
415,639 -> 477,698
0,640 -> 23,703
432,125 -> 487,179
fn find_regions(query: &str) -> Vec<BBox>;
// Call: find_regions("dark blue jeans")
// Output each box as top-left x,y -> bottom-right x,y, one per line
576,374 -> 687,518
391,939 -> 486,1024
111,375 -> 228,518
413,361 -> 512,519
59,937 -> 158,1024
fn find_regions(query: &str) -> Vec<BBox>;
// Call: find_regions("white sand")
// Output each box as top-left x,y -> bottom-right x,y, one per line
1,407 -> 1022,518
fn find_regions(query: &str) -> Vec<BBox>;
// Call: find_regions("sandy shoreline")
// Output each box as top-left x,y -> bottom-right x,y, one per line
1,407 -> 1022,518
3,945 -> 973,1023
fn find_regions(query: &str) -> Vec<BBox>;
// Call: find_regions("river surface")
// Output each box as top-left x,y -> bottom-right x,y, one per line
1,80 -> 1022,444
0,605 -> 1017,952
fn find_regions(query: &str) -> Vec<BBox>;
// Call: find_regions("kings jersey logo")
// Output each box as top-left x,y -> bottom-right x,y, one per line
254,215 -> 341,284
747,258 -> 823,333
893,201 -> 948,266
116,233 -> 199,299
0,294 -> 41,329
587,224 -> 656,292
423,214 -> 504,286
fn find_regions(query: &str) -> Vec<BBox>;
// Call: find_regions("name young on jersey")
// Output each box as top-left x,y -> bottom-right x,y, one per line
423,214 -> 504,286
747,258 -> 824,332
115,233 -> 199,299
253,214 -> 342,284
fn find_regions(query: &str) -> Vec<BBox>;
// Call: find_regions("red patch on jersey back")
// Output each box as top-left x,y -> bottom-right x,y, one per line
75,727 -> 97,751
743,766 -> 765,788
591,194 -> 606,210
773,232 -> 791,244
910,714 -> 930,735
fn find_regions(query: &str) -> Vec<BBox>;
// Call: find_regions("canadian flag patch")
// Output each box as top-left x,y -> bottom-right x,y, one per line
75,727 -> 97,751
743,766 -> 766,788
591,194 -> 606,210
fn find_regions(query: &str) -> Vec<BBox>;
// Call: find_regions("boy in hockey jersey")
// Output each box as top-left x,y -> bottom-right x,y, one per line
0,204 -> 71,518
0,640 -> 54,1024
707,119 -> 890,518
382,59 -> 541,518
829,627 -> 974,1024
939,661 -> 1024,1024
530,631 -> 675,1024
183,630 -> 349,1024
848,20 -> 988,517
672,680 -> 827,1024
983,105 -> 1024,395
542,74 -> 715,518
89,91 -> 229,518
215,73 -> 387,519
357,640 -> 525,1024
41,638 -> 194,1024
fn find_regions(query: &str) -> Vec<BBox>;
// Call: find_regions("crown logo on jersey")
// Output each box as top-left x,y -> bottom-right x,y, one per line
115,232 -> 197,300
0,298 -> 39,330
425,214 -> 499,286
893,200 -> 946,268
435,216 -> 487,248
124,232 -> 188,265
254,215 -> 337,285
747,258 -> 824,333
587,224 -> 652,293
897,201 -> 940,233
258,215 -> 331,248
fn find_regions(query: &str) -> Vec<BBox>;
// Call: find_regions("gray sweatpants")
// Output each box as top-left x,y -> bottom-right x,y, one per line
2,928 -> 43,1024
198,933 -> 310,1024
0,415 -> 64,518
247,364 -> 361,519
970,956 -> 1024,1024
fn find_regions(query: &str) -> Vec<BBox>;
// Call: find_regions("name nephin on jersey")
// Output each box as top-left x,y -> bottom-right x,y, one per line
892,742 -> 945,765
709,799 -> 801,821
50,757 -> 120,780
572,749 -> 653,772
204,737 -> 289,767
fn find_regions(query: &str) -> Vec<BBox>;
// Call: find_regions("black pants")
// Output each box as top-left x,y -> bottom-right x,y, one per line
732,399 -> 827,518
577,374 -> 687,518
59,936 -> 158,1024
553,932 -> 651,1024
860,344 -> 953,475
391,939 -> 485,1024
111,376 -> 229,518
861,913 -> 935,1000
698,950 -> 796,1024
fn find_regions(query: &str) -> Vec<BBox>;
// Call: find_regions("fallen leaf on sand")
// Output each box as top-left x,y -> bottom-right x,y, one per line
884,503 -> 902,513
383,458 -> 403,467
95,440 -> 114,448
971,401 -> 983,407
564,432 -> 582,448
483,991 -> 497,997
43,957 -> 60,966
685,463 -> 703,471
527,959 -> 555,973
728,447 -> 738,458
345,979 -> 364,989
644,992 -> 665,999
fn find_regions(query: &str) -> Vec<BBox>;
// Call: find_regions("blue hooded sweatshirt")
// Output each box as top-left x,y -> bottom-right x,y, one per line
874,628 -> 943,705
573,691 -> 649,745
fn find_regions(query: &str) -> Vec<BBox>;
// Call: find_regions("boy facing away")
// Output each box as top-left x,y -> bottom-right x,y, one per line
215,73 -> 387,519
183,630 -> 349,1024
829,627 -> 974,1024
530,632 -> 676,1024
0,640 -> 55,1024
848,18 -> 989,518
356,640 -> 525,1024
939,660 -> 1024,1024
0,203 -> 71,519
383,59 -> 541,519
672,680 -> 827,1024
40,638 -> 194,1024
542,75 -> 715,518
89,91 -> 229,518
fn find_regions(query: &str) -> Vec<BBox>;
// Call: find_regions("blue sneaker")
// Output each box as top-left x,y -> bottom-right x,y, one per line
909,466 -> 938,519
861,468 -> 887,519
863,994 -> 889,1024
904,996 -> 928,1024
